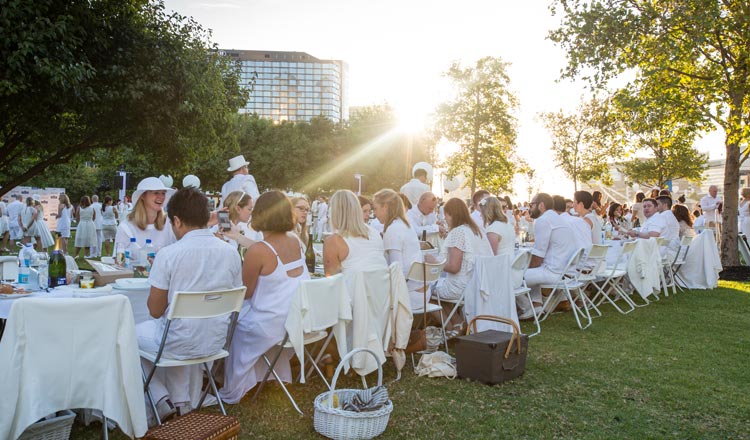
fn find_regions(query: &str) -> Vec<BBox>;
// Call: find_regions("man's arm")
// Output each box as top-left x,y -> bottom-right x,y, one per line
147,287 -> 169,318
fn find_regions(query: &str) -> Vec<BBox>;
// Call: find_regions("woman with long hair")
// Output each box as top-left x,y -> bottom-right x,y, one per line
323,190 -> 386,277
73,196 -> 97,259
631,192 -> 645,228
291,196 -> 311,247
672,204 -> 696,238
591,191 -> 608,217
100,195 -> 119,256
114,177 -> 176,255
220,190 -> 310,404
32,199 -> 55,252
480,197 -> 515,256
56,194 -> 73,252
373,188 -> 424,308
215,190 -> 258,250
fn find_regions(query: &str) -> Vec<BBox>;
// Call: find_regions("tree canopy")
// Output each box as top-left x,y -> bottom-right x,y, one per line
549,0 -> 750,265
434,57 -> 520,195
0,0 -> 247,196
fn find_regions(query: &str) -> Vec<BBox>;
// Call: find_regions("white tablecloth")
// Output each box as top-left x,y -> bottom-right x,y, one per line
676,231 -> 722,289
605,238 -> 661,300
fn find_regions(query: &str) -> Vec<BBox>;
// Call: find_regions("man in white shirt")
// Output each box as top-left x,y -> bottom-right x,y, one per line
628,198 -> 666,239
220,155 -> 260,207
400,166 -> 431,207
407,191 -> 444,247
523,193 -> 579,319
315,196 -> 328,240
700,185 -> 722,225
136,187 -> 243,420
6,194 -> 24,242
656,195 -> 680,250
90,195 -> 103,257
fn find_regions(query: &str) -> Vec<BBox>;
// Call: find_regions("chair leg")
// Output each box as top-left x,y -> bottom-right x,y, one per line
305,333 -> 334,381
568,286 -> 592,330
202,362 -> 226,416
102,416 -> 109,440
304,348 -> 331,390
252,335 -> 289,404
141,365 -> 161,426
259,354 -> 303,415
524,290 -> 541,337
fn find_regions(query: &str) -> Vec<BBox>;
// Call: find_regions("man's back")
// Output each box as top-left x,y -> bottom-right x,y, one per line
561,213 -> 593,252
400,179 -> 430,207
532,210 -> 579,274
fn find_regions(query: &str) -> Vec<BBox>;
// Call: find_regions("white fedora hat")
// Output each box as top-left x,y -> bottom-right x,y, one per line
227,155 -> 250,172
182,174 -> 201,188
131,177 -> 176,209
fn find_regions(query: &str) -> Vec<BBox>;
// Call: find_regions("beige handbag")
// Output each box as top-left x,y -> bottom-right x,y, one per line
414,351 -> 457,379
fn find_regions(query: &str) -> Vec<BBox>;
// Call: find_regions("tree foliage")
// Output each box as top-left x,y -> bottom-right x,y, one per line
434,57 -> 520,195
0,0 -> 247,196
549,0 -> 750,265
539,96 -> 621,191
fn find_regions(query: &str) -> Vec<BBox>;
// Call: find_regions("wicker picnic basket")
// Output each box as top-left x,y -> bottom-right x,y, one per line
313,348 -> 393,440
19,410 -> 76,440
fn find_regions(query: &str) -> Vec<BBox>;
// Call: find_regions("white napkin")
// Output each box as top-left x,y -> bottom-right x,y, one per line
114,278 -> 150,289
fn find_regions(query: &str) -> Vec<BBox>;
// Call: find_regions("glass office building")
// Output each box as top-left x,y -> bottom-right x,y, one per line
221,50 -> 349,123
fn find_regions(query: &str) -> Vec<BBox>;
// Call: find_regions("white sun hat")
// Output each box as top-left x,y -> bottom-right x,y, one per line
412,162 -> 434,181
182,174 -> 201,188
227,155 -> 250,172
131,177 -> 176,209
158,175 -> 173,188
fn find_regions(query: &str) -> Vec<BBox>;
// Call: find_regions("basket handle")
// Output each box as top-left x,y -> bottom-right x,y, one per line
465,315 -> 521,359
329,348 -> 383,406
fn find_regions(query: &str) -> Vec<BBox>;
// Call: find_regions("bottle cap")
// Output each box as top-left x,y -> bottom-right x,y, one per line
146,239 -> 152,244
130,238 -> 136,242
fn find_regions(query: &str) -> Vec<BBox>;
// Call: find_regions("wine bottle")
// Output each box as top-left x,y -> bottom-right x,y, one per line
305,233 -> 316,273
49,237 -> 67,287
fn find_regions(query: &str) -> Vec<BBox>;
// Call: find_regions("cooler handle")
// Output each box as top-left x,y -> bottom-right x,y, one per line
465,315 -> 521,359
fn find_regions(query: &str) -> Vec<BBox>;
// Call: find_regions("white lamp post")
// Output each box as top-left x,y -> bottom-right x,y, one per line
354,174 -> 363,195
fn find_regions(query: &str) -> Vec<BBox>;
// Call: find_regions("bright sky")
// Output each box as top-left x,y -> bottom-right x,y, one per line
164,0 -> 725,199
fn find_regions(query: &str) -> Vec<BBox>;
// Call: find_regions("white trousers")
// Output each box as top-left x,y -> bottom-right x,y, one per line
136,320 -> 191,405
522,266 -> 562,313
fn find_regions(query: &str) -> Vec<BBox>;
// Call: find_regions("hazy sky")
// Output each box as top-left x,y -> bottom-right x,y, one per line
164,0 -> 724,197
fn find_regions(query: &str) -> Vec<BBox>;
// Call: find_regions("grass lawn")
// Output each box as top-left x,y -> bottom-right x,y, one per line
62,281 -> 750,439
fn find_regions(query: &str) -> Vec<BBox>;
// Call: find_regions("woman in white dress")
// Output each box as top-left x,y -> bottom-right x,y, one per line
73,196 -> 97,259
0,199 -> 8,252
631,192 -> 645,228
323,190 -> 387,278
100,196 -> 119,257
373,188 -> 424,309
673,205 -> 696,238
213,190 -> 259,251
739,188 -> 750,237
114,177 -> 176,255
19,197 -> 38,247
480,197 -> 515,256
32,200 -> 55,251
434,198 -> 493,328
56,194 -> 73,252
220,190 -> 309,404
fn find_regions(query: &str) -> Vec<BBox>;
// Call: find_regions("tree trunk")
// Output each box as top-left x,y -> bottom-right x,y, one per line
721,106 -> 741,267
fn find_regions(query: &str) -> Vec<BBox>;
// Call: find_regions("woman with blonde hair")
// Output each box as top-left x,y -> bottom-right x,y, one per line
214,190 -> 260,250
56,194 -> 73,252
323,190 -> 386,277
114,177 -> 176,255
480,196 -> 515,256
291,196 -> 311,247
373,188 -> 424,308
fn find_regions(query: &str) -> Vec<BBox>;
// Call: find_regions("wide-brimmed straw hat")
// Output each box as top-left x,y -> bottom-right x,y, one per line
131,177 -> 176,209
227,155 -> 250,172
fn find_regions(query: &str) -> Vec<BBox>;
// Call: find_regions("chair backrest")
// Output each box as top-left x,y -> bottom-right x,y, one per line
0,256 -> 18,282
738,233 -> 750,266
562,248 -> 586,280
510,250 -> 532,289
656,237 -> 670,247
406,261 -> 445,284
583,244 -> 609,274
297,274 -> 348,330
167,287 -> 247,320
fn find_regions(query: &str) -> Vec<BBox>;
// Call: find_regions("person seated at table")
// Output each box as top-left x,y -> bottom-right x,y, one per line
323,189 -> 387,278
220,190 -> 310,404
115,177 -> 176,255
213,190 -> 259,250
137,187 -> 243,421
627,198 -> 666,239
656,195 -> 680,250
573,191 -> 602,244
470,190 -> 490,231
692,209 -> 705,232
523,193 -> 579,319
407,191 -> 445,248
433,198 -> 493,329
480,196 -> 515,256
591,191 -> 608,218
291,196 -> 311,247
673,205 -> 696,238
373,188 -> 426,309
559,194 -> 592,252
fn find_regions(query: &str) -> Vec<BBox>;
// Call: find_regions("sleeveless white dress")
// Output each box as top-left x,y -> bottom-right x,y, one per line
341,226 -> 388,276
56,205 -> 72,238
33,206 -> 55,248
0,202 -> 8,236
740,200 -> 750,237
20,206 -> 37,238
74,206 -> 97,247
220,237 -> 310,404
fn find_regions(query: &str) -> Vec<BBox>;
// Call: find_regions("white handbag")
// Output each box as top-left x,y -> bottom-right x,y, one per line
414,351 -> 457,379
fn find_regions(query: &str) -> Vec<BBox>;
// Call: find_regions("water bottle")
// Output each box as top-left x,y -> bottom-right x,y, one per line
115,242 -> 125,267
17,244 -> 33,285
141,239 -> 156,276
125,238 -> 140,270
37,252 -> 49,289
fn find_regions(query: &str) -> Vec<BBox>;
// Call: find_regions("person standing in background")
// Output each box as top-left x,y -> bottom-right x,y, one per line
400,165 -> 431,207
220,155 -> 260,207
101,196 -> 119,257
0,198 -> 9,252
7,194 -> 24,248
56,194 -> 73,254
90,195 -> 103,258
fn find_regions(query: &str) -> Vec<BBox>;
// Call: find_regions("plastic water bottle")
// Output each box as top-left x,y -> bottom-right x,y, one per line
37,252 -> 49,289
141,239 -> 156,276
125,238 -> 140,270
17,244 -> 33,285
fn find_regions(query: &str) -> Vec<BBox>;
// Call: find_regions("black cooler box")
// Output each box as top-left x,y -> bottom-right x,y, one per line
454,315 -> 528,384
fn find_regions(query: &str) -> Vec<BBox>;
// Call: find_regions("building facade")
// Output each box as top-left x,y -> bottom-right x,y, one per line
221,50 -> 349,123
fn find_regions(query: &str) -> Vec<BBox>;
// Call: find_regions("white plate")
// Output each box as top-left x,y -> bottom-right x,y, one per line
0,292 -> 35,299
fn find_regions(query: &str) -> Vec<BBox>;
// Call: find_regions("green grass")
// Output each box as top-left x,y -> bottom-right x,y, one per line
65,281 -> 750,439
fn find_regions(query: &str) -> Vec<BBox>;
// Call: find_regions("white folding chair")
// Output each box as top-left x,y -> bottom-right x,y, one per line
140,287 -> 246,426
252,275 -> 350,415
656,237 -> 675,297
576,244 -> 609,318
511,250 -> 540,337
738,233 -> 750,266
539,248 -> 593,330
671,235 -> 694,292
406,261 -> 445,354
588,243 -> 637,314
0,256 -> 18,282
